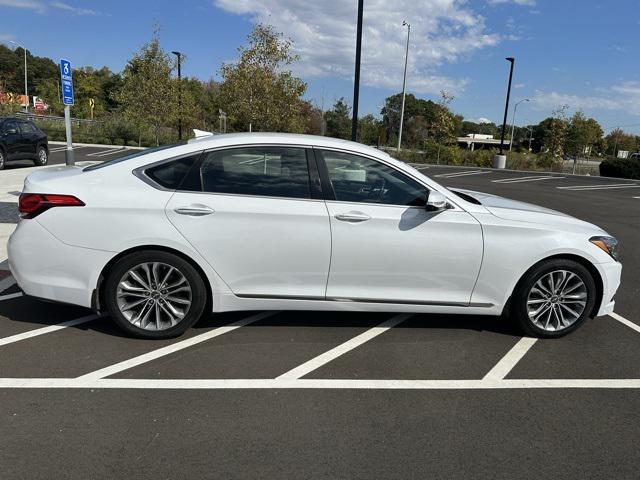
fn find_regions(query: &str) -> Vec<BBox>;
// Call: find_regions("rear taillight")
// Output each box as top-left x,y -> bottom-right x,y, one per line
19,193 -> 85,218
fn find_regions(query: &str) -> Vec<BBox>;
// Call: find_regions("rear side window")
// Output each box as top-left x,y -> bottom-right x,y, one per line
18,121 -> 36,133
200,147 -> 311,199
145,154 -> 201,190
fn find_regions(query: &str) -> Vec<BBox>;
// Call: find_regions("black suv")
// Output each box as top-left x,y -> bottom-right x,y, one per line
0,117 -> 49,169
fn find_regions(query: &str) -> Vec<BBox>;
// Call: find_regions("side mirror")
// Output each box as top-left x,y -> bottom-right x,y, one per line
425,191 -> 448,212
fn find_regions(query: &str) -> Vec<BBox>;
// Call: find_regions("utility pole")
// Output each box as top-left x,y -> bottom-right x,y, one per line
10,40 -> 28,113
171,51 -> 183,141
397,21 -> 411,153
509,98 -> 529,151
351,0 -> 364,142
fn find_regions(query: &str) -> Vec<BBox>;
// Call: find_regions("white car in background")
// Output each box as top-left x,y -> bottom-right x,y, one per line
8,133 -> 621,339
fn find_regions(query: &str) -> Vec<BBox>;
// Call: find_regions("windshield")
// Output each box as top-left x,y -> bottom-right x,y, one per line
83,144 -> 182,171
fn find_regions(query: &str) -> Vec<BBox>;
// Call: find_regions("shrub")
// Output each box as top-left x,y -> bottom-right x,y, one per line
600,158 -> 640,179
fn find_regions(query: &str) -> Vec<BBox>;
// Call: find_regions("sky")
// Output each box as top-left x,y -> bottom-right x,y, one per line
1,0 -> 639,133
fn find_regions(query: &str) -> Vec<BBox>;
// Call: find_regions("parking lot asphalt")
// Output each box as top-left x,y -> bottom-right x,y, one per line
0,161 -> 639,479
4,143 -> 136,170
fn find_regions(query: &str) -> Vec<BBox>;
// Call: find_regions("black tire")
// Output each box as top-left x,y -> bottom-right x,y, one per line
34,145 -> 48,166
510,258 -> 597,338
104,250 -> 208,339
0,148 -> 5,170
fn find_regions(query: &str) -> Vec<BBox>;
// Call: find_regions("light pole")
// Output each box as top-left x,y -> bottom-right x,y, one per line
397,21 -> 411,153
494,57 -> 515,169
10,40 -> 28,113
509,98 -> 529,151
171,51 -> 183,141
527,127 -> 534,151
351,0 -> 364,142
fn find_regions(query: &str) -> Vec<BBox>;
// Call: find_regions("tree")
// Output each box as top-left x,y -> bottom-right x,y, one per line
358,114 -> 382,146
605,128 -> 639,157
565,111 -> 603,158
219,24 -> 307,133
115,28 -> 177,145
537,106 -> 569,157
324,98 -> 351,140
430,91 -> 456,163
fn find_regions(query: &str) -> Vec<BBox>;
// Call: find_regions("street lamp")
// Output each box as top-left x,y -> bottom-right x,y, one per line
9,40 -> 28,113
351,0 -> 364,142
509,98 -> 529,151
397,21 -> 411,153
171,51 -> 183,141
498,57 -> 515,156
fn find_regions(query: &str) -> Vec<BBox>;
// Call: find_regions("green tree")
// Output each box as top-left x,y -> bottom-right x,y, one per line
430,91 -> 456,163
115,28 -> 177,145
565,111 -> 603,158
358,114 -> 382,146
324,98 -> 351,139
219,24 -> 307,133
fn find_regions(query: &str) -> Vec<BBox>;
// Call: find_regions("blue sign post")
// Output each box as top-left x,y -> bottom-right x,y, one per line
60,59 -> 74,165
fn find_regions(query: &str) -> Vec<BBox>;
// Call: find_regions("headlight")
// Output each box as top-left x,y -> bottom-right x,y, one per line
590,236 -> 619,261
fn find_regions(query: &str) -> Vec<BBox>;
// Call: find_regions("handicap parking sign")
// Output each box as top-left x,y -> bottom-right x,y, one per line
60,59 -> 74,106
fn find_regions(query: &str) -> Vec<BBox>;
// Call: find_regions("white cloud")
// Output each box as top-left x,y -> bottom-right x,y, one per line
532,82 -> 640,116
0,0 -> 46,13
487,0 -> 537,6
0,33 -> 16,42
50,1 -> 101,15
477,117 -> 493,124
0,0 -> 103,15
214,0 -> 501,95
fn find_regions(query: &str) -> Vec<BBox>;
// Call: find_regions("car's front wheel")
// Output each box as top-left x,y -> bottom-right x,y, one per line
511,259 -> 597,338
34,145 -> 48,166
0,148 -> 5,170
104,251 -> 208,339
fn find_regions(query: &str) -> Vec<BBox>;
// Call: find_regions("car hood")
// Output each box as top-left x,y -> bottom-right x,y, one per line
450,188 -> 607,234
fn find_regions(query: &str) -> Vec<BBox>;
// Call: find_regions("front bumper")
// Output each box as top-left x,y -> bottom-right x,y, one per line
8,219 -> 113,308
595,260 -> 622,317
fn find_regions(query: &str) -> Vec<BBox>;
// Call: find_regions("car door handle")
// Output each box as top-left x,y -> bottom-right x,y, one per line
334,211 -> 371,223
174,205 -> 215,216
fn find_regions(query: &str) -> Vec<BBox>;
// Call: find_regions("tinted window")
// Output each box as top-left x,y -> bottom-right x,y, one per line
200,147 -> 311,199
319,150 -> 427,206
145,155 -> 201,190
3,120 -> 18,133
18,121 -> 36,133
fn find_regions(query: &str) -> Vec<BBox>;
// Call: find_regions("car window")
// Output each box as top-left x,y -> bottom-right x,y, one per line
18,121 -> 36,133
3,120 -> 18,133
145,154 -> 201,190
318,150 -> 428,207
200,147 -> 311,199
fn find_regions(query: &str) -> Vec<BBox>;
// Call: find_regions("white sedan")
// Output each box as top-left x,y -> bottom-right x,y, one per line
8,133 -> 621,339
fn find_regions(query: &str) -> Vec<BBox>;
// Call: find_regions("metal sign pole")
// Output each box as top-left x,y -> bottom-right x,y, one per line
60,59 -> 75,166
64,104 -> 74,165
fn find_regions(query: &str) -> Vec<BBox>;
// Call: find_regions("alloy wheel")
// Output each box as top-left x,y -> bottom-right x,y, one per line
38,148 -> 48,164
116,262 -> 192,331
526,270 -> 587,332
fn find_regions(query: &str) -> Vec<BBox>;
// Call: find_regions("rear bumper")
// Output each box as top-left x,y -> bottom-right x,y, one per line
596,260 -> 622,317
8,219 -> 113,308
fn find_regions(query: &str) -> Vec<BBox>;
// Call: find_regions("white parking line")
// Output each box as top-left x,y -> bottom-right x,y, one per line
77,311 -> 277,380
277,313 -> 411,380
482,337 -> 538,380
557,183 -> 639,191
0,292 -> 22,301
492,176 -> 562,184
0,314 -> 98,347
610,312 -> 640,334
0,378 -> 639,390
49,145 -> 89,153
435,171 -> 491,178
86,148 -> 127,157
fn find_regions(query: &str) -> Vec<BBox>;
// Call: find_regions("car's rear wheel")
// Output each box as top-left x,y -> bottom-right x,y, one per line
34,145 -> 48,166
511,259 -> 597,338
0,149 -> 5,170
104,251 -> 208,339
